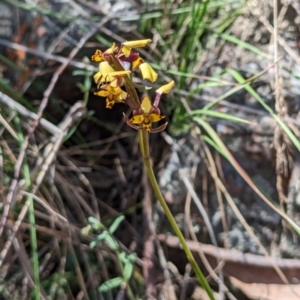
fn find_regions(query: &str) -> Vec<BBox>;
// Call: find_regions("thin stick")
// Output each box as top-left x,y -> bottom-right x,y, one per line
0,38 -> 96,72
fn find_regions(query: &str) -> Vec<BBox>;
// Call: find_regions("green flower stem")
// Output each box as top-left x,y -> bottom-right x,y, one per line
138,129 -> 215,300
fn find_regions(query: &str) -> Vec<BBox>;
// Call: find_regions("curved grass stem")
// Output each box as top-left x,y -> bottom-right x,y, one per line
138,129 -> 215,300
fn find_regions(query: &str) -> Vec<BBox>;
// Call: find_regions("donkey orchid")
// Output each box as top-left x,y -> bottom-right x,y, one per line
91,39 -> 174,132
94,85 -> 128,109
126,95 -> 166,133
94,61 -> 130,87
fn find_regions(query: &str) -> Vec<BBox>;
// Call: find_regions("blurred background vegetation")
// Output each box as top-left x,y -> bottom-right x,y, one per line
1,0 -> 300,299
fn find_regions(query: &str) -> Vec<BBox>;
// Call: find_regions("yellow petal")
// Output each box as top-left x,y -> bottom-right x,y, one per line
156,80 -> 175,94
98,61 -> 116,82
109,87 -> 127,102
93,72 -> 102,84
106,85 -> 119,94
94,61 -> 131,85
104,42 -> 118,55
96,63 -> 129,85
139,63 -> 158,83
91,50 -> 105,62
132,57 -> 144,70
109,78 -> 122,88
150,113 -> 165,123
108,70 -> 131,77
94,90 -> 109,97
122,39 -> 152,49
130,114 -> 144,124
107,85 -> 123,94
121,46 -> 131,57
140,96 -> 153,114
118,90 -> 128,101
121,39 -> 152,57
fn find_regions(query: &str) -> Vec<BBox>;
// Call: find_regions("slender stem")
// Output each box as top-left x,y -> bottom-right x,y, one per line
138,130 -> 215,300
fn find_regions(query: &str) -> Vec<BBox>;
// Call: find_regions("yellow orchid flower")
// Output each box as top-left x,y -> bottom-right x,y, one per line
91,49 -> 105,62
91,39 -> 174,133
139,63 -> 158,82
121,39 -> 152,57
91,43 -> 118,62
94,85 -> 128,109
94,61 -> 131,87
127,95 -> 165,132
